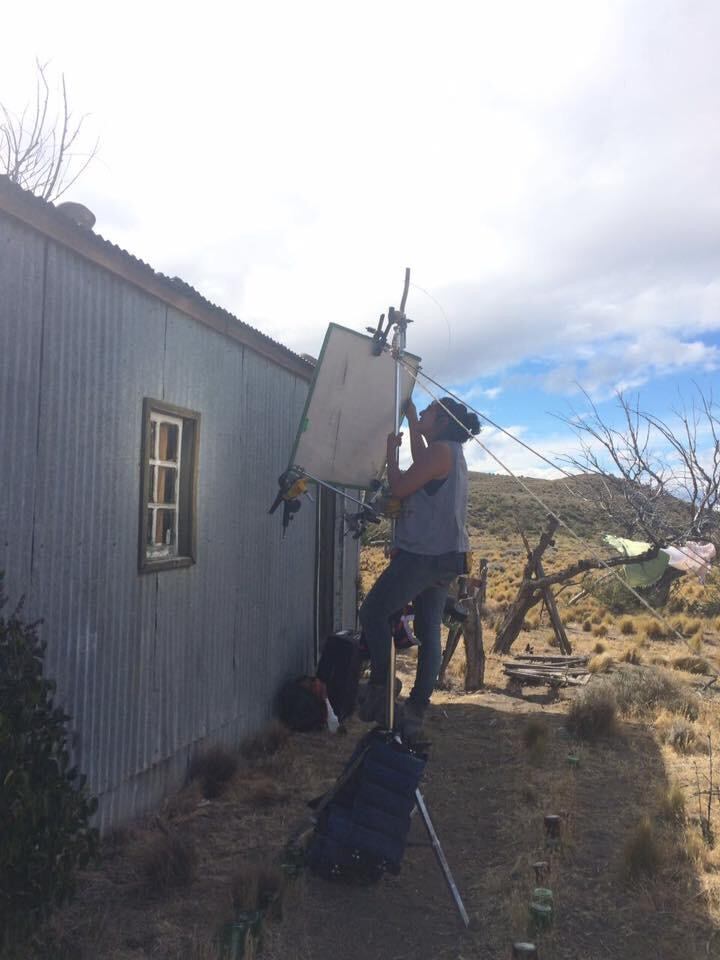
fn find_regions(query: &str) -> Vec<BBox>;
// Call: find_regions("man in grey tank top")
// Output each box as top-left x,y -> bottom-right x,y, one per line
359,397 -> 480,740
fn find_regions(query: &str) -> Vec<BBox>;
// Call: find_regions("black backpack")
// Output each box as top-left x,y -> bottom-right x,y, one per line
316,631 -> 364,721
277,676 -> 328,732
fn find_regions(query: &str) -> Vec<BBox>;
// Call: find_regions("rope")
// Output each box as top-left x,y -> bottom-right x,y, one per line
400,358 -> 718,672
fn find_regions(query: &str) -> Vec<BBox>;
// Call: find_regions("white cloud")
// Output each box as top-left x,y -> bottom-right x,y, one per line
1,0 -> 719,402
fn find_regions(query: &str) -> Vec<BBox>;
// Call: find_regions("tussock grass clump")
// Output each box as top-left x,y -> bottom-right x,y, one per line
624,817 -> 662,879
566,683 -> 617,740
593,641 -> 607,654
620,618 -> 637,636
134,829 -> 197,890
658,782 -> 686,822
592,624 -> 608,638
606,665 -> 700,720
685,619 -> 703,637
621,647 -> 643,665
588,653 -> 614,674
522,717 -> 549,760
650,655 -> 670,668
189,745 -> 238,799
582,620 -> 593,632
644,618 -> 667,640
672,655 -> 712,675
241,722 -> 290,765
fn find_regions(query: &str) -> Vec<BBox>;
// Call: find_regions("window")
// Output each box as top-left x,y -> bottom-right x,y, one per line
139,399 -> 200,572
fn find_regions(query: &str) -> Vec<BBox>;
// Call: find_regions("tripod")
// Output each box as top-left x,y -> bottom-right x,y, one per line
378,268 -> 469,928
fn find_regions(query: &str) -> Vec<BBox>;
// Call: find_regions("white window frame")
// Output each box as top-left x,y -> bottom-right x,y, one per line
146,412 -> 183,561
139,399 -> 200,573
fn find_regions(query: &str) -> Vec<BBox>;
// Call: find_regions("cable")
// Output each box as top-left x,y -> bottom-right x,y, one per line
409,362 -> 715,581
401,357 -> 718,671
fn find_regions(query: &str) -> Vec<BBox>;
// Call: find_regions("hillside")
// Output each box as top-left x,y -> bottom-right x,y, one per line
467,470 -> 696,544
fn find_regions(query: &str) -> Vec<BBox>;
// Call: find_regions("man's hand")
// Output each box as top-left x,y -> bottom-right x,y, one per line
387,431 -> 403,461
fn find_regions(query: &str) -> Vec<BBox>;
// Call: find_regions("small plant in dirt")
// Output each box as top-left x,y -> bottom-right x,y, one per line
566,683 -> 617,740
133,826 -> 197,891
582,619 -> 592,632
592,624 -> 608,638
189,745 -> 238,799
593,640 -> 607,654
624,817 -> 662,879
620,617 -> 636,636
522,718 -> 549,761
0,579 -> 98,955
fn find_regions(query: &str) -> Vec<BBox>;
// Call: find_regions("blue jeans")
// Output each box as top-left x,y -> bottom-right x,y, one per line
359,549 -> 465,708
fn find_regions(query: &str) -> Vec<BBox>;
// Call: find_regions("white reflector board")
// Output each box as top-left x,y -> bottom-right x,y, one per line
289,323 -> 421,489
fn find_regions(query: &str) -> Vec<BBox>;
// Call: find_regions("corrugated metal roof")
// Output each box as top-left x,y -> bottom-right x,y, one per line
0,175 -> 313,380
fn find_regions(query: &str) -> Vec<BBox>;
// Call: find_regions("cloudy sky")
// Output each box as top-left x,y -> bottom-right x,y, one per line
3,0 -> 719,477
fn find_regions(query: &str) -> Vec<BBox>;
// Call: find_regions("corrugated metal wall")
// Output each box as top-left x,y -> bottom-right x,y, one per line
0,213 -> 353,829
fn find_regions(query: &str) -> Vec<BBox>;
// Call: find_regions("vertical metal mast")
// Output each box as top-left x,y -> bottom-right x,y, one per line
385,267 -> 411,730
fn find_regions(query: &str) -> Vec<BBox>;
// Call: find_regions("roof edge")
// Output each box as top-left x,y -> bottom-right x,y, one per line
0,176 -> 313,382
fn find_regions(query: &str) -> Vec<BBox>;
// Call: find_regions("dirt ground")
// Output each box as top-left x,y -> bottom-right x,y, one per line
46,540 -> 720,960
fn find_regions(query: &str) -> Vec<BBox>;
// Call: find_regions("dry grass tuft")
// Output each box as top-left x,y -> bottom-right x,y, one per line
656,714 -> 706,754
658,781 -> 686,823
588,653 -> 614,674
592,624 -> 609,638
189,745 -> 239,799
240,722 -> 290,765
566,683 -> 617,740
133,827 -> 197,891
620,617 -> 637,636
621,647 -> 643,665
522,717 -> 549,761
606,665 -> 700,719
243,775 -> 290,808
582,619 -> 593,632
593,640 -> 607,654
624,816 -> 662,879
644,618 -> 667,640
672,655 -> 712,675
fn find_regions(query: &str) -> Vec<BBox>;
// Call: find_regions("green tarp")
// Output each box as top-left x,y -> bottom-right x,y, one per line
604,535 -> 670,588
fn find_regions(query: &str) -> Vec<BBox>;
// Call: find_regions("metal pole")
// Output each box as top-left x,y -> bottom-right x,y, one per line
415,789 -> 470,927
386,267 -> 411,730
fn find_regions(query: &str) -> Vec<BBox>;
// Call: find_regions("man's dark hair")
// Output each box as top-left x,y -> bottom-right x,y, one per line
438,397 -> 481,443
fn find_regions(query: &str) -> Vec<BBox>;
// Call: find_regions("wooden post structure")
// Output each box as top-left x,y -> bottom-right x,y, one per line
437,560 -> 488,690
494,518 -> 572,656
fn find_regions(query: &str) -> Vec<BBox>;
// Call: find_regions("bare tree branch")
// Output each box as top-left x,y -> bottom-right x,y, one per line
0,60 -> 98,203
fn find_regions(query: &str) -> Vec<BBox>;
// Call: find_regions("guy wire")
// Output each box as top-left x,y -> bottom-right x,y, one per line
405,361 -> 713,577
401,357 -> 718,673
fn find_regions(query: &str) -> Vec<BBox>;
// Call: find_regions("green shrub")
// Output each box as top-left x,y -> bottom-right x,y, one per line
0,581 -> 98,953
